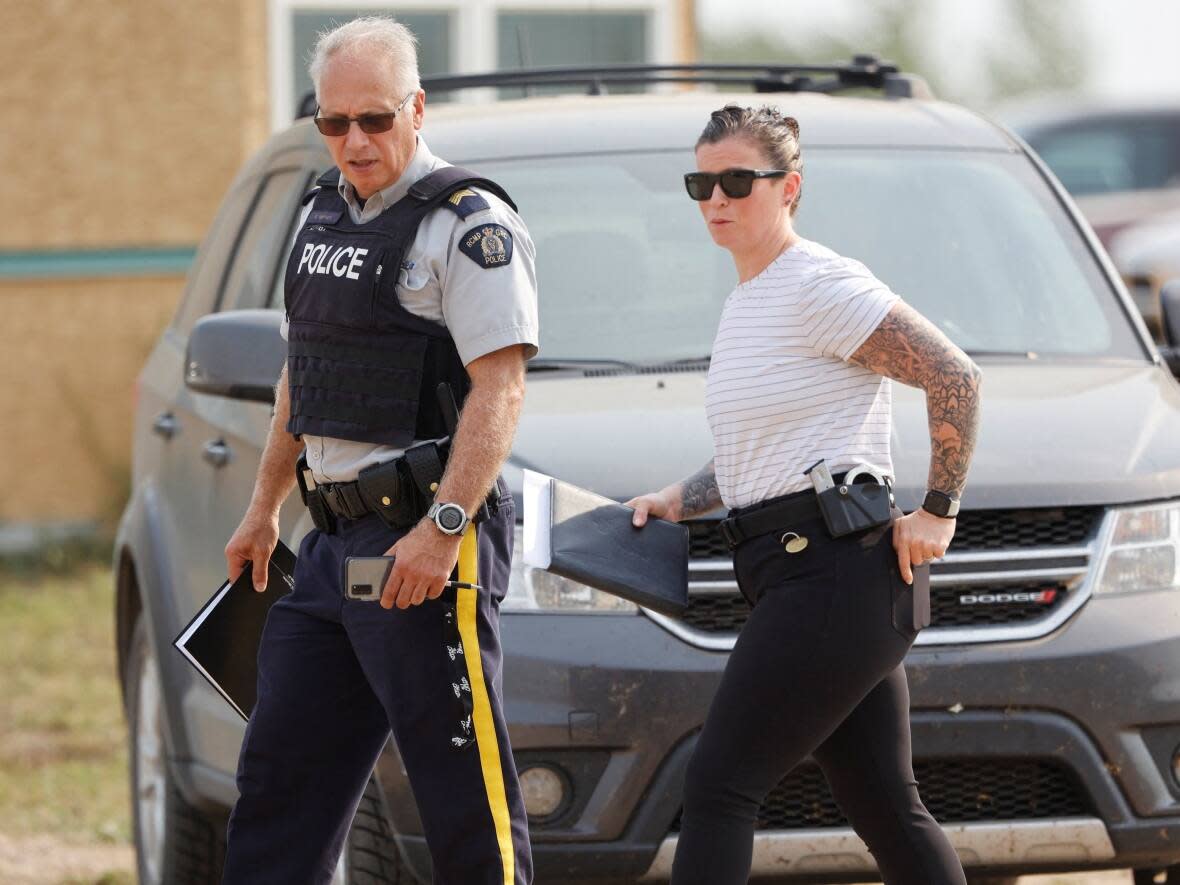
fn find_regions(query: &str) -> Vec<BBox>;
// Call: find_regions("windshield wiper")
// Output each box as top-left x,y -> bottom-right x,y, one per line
964,350 -> 1041,359
527,358 -> 645,372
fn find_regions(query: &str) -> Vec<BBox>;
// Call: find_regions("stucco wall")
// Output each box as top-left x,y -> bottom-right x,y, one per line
0,0 -> 269,251
0,275 -> 181,524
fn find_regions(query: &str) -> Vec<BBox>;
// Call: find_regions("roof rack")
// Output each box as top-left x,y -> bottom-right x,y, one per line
296,54 -> 931,120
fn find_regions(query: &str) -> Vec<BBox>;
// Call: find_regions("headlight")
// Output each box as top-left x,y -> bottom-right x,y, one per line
1094,502 -> 1180,594
501,526 -> 638,613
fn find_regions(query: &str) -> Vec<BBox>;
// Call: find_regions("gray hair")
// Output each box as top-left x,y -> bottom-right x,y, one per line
308,15 -> 421,102
697,104 -> 804,216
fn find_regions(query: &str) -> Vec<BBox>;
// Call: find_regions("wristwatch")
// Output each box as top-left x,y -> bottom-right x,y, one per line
427,501 -> 470,536
921,489 -> 961,519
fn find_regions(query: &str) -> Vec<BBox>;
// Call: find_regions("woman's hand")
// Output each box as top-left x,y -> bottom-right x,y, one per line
627,489 -> 682,527
891,509 -> 955,584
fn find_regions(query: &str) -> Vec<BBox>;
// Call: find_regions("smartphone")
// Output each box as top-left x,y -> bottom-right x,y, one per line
343,556 -> 484,602
344,556 -> 395,601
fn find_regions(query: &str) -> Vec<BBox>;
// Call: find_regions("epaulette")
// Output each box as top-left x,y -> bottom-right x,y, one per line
440,187 -> 491,220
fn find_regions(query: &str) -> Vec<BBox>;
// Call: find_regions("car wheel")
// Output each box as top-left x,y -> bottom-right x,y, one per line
1135,868 -> 1180,884
331,776 -> 415,884
127,616 -> 226,884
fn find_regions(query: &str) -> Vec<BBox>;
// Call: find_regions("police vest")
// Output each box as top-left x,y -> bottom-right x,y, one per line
284,166 -> 516,447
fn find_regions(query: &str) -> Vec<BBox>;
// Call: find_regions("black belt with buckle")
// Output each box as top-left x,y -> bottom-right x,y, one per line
717,472 -> 889,549
718,490 -> 822,550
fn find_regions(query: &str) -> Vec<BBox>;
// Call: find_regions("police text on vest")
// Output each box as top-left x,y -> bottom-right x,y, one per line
297,244 -> 369,279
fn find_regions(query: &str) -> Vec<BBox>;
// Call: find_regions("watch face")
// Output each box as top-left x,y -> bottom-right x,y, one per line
438,505 -> 465,532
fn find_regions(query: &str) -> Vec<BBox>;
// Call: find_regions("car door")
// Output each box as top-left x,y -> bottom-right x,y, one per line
179,163 -> 315,773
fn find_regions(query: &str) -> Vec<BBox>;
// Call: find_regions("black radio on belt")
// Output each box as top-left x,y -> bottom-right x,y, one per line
805,459 -> 894,538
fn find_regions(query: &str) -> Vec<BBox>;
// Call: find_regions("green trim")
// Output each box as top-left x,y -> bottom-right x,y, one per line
0,246 -> 197,280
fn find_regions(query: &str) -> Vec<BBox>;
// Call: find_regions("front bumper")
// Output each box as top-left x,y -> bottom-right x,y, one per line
377,586 -> 1180,882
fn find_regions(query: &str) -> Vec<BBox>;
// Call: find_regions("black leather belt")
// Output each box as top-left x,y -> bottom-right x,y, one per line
718,473 -> 885,549
718,490 -> 822,550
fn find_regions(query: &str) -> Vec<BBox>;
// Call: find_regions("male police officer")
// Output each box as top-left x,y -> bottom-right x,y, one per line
221,16 -> 536,885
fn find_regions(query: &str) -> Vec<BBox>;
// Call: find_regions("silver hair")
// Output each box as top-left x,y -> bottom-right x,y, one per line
308,15 -> 421,102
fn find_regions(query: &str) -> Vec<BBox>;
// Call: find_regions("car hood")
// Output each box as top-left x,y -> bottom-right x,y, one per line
506,362 -> 1180,511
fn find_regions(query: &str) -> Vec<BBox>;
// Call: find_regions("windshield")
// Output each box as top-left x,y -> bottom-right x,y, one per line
479,149 -> 1143,363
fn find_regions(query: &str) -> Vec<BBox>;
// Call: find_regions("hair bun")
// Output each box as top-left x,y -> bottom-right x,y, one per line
784,116 -> 800,141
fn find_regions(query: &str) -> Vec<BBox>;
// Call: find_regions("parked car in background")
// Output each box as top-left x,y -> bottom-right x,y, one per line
1007,100 -> 1180,336
116,59 -> 1180,884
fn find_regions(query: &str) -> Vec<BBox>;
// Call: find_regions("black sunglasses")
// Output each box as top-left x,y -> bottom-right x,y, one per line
684,169 -> 787,201
314,93 -> 414,137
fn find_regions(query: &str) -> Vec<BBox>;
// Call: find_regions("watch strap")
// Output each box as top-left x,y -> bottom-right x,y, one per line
922,489 -> 960,519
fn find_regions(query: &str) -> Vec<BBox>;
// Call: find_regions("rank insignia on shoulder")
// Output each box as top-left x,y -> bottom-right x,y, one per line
443,188 -> 490,220
459,224 -> 514,269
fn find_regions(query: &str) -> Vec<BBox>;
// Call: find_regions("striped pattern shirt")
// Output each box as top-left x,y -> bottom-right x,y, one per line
704,238 -> 899,509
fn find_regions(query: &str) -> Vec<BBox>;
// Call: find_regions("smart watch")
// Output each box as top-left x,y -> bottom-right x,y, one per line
427,501 -> 470,535
921,489 -> 960,519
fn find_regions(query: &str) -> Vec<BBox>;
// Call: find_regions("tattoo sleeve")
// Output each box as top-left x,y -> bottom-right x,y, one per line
848,301 -> 982,497
679,459 -> 723,519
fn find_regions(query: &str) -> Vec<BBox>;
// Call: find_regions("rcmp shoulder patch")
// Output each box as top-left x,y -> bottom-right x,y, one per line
459,224 -> 514,269
442,188 -> 491,220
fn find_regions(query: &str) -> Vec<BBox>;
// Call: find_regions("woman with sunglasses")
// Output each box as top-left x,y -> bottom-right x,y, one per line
627,105 -> 980,884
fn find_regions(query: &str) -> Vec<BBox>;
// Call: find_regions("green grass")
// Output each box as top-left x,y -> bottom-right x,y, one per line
0,565 -> 131,846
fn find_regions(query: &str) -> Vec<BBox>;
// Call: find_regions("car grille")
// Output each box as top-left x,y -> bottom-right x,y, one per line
664,508 -> 1105,643
670,758 -> 1093,831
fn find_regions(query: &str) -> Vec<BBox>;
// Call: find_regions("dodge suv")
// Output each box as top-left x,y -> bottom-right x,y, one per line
115,60 -> 1180,884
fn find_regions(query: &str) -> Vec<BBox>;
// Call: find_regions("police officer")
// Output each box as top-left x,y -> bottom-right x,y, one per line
222,16 -> 536,885
628,105 -> 981,884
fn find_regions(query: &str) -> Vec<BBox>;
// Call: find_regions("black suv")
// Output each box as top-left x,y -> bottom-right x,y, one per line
116,61 -> 1180,884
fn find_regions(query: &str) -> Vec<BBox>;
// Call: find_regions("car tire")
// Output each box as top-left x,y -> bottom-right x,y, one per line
966,878 -> 1020,885
332,776 -> 415,884
1135,867 -> 1180,884
127,616 -> 226,884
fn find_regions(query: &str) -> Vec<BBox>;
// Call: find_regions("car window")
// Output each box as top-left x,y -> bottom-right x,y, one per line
221,168 -> 308,311
1029,118 -> 1180,196
478,149 -> 1143,363
267,197 -> 311,310
173,176 -> 263,333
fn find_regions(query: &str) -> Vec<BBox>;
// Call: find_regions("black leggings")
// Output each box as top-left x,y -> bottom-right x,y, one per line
670,506 -> 967,885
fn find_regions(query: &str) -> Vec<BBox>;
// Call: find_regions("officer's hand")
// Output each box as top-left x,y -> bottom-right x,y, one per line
626,489 -> 681,527
891,509 -> 955,584
225,508 -> 280,592
380,520 -> 463,610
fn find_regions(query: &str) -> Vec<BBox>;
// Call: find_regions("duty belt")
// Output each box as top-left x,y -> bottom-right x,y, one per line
718,473 -> 890,549
296,443 -> 503,535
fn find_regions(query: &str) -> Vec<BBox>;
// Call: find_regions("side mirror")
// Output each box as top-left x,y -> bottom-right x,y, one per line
1160,279 -> 1180,377
185,310 -> 285,403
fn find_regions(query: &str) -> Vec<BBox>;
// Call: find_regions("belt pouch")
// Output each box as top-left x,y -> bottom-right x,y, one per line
357,459 -> 419,530
815,482 -> 892,538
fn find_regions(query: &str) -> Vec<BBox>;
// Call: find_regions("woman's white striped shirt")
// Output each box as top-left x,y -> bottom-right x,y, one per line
704,238 -> 899,509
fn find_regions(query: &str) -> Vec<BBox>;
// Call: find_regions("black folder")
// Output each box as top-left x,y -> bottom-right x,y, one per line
173,541 -> 297,721
547,478 -> 689,617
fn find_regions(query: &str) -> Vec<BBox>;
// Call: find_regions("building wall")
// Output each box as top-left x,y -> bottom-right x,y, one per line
0,275 -> 181,524
0,0 -> 269,533
0,0 -> 269,251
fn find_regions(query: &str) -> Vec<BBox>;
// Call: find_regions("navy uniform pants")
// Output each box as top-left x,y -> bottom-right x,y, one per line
222,493 -> 532,885
670,503 -> 967,885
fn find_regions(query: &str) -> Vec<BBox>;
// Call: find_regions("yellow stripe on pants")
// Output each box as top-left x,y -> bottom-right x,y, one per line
456,526 -> 515,885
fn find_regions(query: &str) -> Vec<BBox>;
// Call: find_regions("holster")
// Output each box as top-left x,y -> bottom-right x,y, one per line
296,453 -> 337,535
815,481 -> 893,538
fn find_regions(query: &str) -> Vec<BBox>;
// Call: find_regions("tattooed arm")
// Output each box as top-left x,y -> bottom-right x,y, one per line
848,300 -> 982,581
848,301 -> 982,497
627,459 -> 722,527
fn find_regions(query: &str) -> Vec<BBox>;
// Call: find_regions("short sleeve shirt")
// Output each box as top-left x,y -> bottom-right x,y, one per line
703,238 -> 899,509
282,137 -> 539,482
